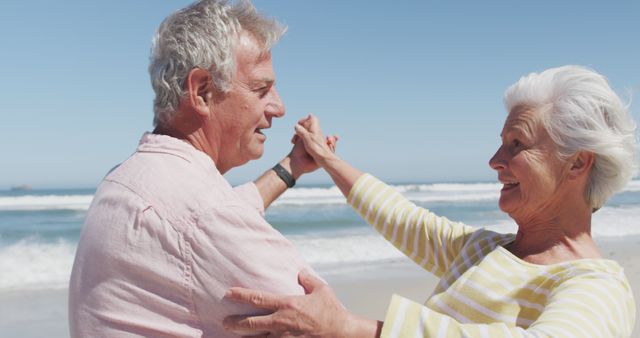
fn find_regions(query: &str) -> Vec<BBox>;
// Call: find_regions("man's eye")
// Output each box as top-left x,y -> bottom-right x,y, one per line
255,87 -> 269,98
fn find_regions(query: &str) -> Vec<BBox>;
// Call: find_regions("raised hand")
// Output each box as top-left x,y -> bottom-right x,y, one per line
288,114 -> 338,176
294,114 -> 339,168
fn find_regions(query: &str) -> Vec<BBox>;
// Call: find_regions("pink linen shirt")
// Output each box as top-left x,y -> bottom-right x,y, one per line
69,133 -> 312,337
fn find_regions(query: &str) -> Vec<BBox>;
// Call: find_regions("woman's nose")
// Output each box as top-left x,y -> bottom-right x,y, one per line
489,146 -> 506,171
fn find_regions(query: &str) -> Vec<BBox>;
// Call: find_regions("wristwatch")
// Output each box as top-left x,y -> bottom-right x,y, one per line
272,163 -> 296,188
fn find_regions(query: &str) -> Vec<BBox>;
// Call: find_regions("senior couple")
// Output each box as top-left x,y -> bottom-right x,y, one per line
69,0 -> 636,337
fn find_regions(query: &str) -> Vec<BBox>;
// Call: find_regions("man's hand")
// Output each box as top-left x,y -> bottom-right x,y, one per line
223,270 -> 375,338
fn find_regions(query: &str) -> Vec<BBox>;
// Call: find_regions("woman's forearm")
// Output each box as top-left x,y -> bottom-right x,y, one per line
320,155 -> 364,198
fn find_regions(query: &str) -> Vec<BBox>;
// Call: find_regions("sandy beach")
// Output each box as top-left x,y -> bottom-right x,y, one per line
1,236 -> 638,337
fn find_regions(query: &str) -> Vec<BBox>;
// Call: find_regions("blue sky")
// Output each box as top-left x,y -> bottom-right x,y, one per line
1,1 -> 638,189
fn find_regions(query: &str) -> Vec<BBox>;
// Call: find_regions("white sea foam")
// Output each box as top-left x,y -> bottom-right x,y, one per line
0,195 -> 94,211
273,182 -> 501,206
394,182 -> 501,193
3,180 -> 639,210
622,180 -> 640,192
1,202 -> 639,291
273,186 -> 345,206
0,239 -> 76,291
289,229 -> 404,267
481,204 -> 640,238
275,179 -> 640,206
287,204 -> 640,274
289,204 -> 640,275
592,205 -> 640,237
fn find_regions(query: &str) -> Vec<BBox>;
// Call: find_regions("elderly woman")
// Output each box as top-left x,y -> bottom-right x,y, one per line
224,66 -> 637,337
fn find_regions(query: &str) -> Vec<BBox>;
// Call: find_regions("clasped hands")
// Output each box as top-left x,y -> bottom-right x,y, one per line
286,114 -> 339,177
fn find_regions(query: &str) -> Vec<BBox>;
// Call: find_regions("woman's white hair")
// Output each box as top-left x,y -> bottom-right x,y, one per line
504,65 -> 638,211
149,0 -> 286,127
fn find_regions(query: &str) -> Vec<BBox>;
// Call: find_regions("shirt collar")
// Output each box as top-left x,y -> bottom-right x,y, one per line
137,132 -> 219,174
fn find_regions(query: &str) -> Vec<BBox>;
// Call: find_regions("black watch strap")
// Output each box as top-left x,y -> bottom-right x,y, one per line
272,163 -> 296,188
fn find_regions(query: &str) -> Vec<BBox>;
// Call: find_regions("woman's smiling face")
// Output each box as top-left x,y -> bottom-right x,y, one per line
489,106 -> 571,222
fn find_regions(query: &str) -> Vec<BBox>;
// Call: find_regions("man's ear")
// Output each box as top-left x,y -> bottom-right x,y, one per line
185,68 -> 214,118
569,151 -> 595,178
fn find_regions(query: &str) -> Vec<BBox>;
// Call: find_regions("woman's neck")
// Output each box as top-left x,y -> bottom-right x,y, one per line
508,201 -> 601,264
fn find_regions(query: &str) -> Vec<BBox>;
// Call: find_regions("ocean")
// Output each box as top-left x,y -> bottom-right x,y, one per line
2,180 -> 640,293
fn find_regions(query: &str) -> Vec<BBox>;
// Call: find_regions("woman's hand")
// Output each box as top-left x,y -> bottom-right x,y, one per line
294,114 -> 364,198
223,270 -> 380,338
287,114 -> 338,177
294,114 -> 339,168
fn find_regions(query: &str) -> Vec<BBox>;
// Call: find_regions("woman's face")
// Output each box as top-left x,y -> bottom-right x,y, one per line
489,107 -> 571,222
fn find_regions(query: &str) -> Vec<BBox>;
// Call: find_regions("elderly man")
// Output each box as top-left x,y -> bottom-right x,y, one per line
68,1 -> 326,337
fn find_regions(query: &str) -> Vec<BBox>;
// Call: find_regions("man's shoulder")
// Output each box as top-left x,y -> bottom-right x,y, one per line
99,150 -> 240,216
105,150 -> 216,192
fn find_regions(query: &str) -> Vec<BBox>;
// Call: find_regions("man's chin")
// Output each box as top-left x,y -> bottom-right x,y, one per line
244,149 -> 265,164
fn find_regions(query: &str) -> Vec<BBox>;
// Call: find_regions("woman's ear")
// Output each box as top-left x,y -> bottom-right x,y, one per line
569,151 -> 595,178
185,68 -> 214,118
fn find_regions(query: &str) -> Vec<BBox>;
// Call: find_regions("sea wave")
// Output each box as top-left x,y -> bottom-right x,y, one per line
2,179 -> 639,210
480,204 -> 640,238
0,239 -> 76,291
0,195 -> 93,211
622,180 -> 640,192
289,230 -> 404,267
273,182 -> 501,206
394,182 -> 501,193
2,203 -> 640,291
271,180 -> 640,206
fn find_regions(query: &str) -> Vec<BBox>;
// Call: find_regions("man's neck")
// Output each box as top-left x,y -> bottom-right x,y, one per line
153,124 -> 223,172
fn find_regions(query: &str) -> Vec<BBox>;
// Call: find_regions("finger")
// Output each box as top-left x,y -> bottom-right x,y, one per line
291,134 -> 299,144
326,136 -> 336,152
326,135 -> 338,145
297,114 -> 312,125
297,269 -> 326,294
294,124 -> 311,142
305,114 -> 321,133
299,118 -> 313,130
225,288 -> 281,310
223,314 -> 275,335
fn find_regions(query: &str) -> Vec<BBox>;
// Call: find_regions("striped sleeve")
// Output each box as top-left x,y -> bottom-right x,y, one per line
381,270 -> 635,338
347,174 -> 477,276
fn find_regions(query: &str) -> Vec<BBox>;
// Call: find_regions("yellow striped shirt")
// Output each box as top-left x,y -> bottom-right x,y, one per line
347,174 -> 635,337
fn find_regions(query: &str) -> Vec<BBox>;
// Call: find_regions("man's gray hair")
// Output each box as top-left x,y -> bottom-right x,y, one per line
149,0 -> 286,127
504,65 -> 638,211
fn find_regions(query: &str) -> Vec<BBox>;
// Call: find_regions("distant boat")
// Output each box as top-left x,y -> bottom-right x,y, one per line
10,184 -> 32,191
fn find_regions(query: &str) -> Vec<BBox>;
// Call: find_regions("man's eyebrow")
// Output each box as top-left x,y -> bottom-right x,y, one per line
251,78 -> 275,87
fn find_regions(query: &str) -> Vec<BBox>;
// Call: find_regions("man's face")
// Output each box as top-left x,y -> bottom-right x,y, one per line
211,31 -> 285,172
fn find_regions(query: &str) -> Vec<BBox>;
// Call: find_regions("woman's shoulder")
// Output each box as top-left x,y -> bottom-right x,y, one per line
558,258 -> 626,280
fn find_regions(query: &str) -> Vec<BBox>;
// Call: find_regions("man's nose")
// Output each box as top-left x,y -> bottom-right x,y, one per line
489,146 -> 506,171
266,87 -> 285,118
